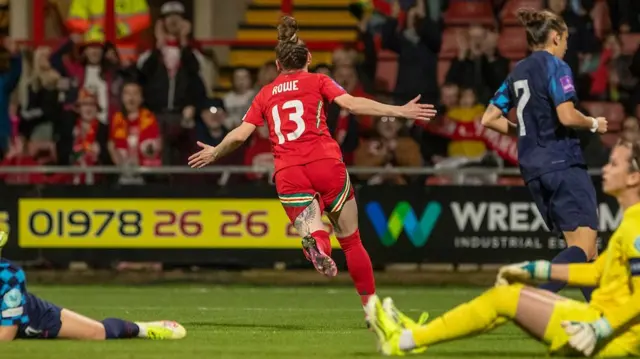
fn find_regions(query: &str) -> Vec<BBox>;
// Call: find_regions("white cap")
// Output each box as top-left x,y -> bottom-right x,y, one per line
161,1 -> 185,16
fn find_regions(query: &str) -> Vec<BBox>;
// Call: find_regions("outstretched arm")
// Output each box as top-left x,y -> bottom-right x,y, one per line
496,253 -> 605,287
549,255 -> 605,286
188,122 -> 256,168
333,94 -> 437,121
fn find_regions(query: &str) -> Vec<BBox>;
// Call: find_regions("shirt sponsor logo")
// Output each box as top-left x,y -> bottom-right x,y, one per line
2,306 -> 23,318
3,288 -> 22,308
560,75 -> 575,93
24,326 -> 42,337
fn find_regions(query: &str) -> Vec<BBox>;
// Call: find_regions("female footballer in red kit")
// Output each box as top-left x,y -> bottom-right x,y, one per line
189,16 -> 437,308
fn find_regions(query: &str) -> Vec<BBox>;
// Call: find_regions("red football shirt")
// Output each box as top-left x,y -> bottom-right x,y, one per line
242,71 -> 347,173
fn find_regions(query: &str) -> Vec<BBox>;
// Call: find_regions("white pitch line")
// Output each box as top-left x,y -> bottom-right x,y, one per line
31,286 -> 481,296
56,305 -> 442,313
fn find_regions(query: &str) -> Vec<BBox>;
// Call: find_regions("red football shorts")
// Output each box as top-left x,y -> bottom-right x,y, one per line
274,158 -> 354,223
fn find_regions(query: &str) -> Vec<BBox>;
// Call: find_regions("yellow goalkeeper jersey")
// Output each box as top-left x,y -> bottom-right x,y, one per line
588,202 -> 640,349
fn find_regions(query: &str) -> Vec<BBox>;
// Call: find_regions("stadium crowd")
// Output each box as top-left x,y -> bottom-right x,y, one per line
1,0 -> 640,186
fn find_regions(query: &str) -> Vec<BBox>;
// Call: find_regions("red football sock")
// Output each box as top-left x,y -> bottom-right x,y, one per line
338,229 -> 376,306
311,230 -> 332,257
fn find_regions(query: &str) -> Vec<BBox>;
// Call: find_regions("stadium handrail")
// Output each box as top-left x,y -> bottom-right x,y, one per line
0,166 -> 605,176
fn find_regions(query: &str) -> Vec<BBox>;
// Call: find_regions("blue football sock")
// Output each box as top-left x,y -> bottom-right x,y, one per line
101,318 -> 140,339
539,246 -> 592,301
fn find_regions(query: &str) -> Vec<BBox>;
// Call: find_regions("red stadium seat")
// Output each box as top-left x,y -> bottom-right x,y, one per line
444,0 -> 494,26
501,0 -> 542,26
581,102 -> 625,131
498,27 -> 528,60
620,33 -> 640,55
438,60 -> 451,86
439,28 -> 459,59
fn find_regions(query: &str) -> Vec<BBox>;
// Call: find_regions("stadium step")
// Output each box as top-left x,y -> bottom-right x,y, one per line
230,48 -> 333,68
244,8 -> 357,26
237,25 -> 357,41
227,0 -> 356,77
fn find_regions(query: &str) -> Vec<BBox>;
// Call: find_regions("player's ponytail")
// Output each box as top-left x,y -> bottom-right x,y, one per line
516,8 -> 567,48
275,16 -> 309,70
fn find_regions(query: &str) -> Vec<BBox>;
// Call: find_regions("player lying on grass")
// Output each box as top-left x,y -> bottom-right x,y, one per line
366,138 -> 640,357
0,253 -> 186,340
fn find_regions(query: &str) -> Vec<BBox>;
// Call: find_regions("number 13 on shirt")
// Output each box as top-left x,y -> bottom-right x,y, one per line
271,100 -> 306,144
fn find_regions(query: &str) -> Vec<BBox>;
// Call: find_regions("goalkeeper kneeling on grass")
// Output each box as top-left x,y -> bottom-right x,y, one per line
366,138 -> 640,357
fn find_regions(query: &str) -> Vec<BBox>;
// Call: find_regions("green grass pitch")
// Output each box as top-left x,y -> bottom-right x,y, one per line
3,285 -> 583,359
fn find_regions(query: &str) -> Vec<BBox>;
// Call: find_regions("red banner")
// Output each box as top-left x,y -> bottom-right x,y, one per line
423,118 -> 519,165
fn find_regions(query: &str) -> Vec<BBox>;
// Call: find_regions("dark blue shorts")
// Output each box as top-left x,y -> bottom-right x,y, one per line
16,292 -> 62,339
526,166 -> 599,233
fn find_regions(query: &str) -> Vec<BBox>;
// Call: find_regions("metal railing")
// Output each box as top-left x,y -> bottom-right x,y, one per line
0,166 -> 605,176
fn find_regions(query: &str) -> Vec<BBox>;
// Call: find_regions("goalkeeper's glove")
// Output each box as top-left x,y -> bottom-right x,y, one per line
495,260 -> 551,286
561,318 -> 613,357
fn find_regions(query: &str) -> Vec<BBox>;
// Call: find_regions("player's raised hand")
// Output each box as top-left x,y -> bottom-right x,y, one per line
399,95 -> 437,121
596,117 -> 608,134
188,141 -> 218,169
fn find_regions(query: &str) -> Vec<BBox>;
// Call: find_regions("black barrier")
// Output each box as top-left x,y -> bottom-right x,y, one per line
0,181 -> 620,267
358,182 -> 619,264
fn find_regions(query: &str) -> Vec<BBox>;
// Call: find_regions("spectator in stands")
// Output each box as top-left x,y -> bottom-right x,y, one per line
108,82 -> 161,185
196,98 -> 228,146
255,61 -> 278,89
65,0 -> 150,63
137,7 -> 205,165
180,97 -> 243,185
628,43 -> 640,115
313,63 -> 332,77
104,42 -> 138,84
353,116 -> 422,185
408,82 -> 456,166
56,88 -> 105,185
589,34 -> 636,104
0,38 -> 21,160
335,64 -> 373,129
51,33 -> 120,127
332,47 -> 358,69
445,87 -> 486,159
446,27 -> 508,103
223,67 -> 255,129
244,123 -> 274,183
623,116 -> 640,138
0,135 -> 49,184
382,0 -> 441,105
19,46 -> 62,143
546,0 -> 599,75
326,65 -> 372,164
607,0 -> 640,33
439,82 -> 459,111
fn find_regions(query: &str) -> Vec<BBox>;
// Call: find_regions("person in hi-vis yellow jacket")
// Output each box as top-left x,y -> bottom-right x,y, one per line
65,0 -> 151,62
